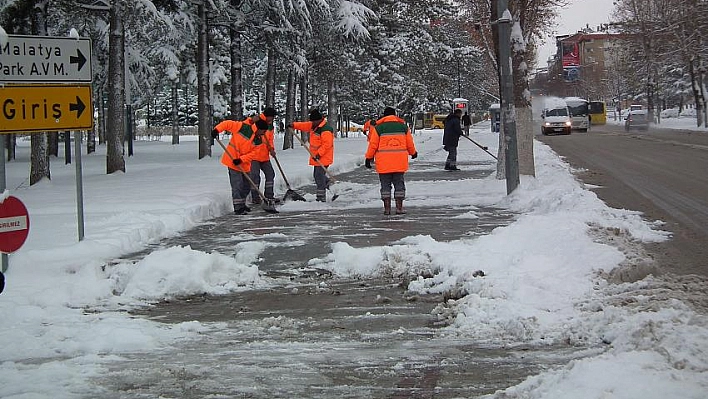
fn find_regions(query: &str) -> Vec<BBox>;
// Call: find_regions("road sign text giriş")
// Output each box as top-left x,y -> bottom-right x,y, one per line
3,98 -> 63,120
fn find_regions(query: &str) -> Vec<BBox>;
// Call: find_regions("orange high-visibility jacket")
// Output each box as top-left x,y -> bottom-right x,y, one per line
292,119 -> 335,167
213,120 -> 260,173
363,119 -> 373,142
365,115 -> 416,174
245,114 -> 275,162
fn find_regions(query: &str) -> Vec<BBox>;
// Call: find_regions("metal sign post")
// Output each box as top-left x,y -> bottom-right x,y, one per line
1,135 -> 7,274
74,131 -> 85,241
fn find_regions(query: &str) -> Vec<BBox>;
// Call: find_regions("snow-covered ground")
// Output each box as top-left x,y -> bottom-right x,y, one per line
1,118 -> 707,398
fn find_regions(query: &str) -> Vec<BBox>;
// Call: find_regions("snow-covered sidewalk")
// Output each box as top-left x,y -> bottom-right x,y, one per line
1,123 -> 707,398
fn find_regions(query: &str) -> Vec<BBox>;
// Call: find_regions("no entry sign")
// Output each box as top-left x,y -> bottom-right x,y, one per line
0,196 -> 30,253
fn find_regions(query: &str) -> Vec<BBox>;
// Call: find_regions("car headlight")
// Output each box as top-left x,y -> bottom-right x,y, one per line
544,122 -> 551,127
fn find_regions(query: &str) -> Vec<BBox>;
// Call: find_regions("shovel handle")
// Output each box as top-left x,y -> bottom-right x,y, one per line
289,127 -> 337,181
264,139 -> 294,189
462,134 -> 498,160
214,136 -> 268,202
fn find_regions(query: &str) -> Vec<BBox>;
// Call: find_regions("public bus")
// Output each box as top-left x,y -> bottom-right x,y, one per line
564,97 -> 590,131
588,101 -> 607,125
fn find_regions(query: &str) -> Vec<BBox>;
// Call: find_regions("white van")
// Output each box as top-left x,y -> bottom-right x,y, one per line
541,99 -> 572,135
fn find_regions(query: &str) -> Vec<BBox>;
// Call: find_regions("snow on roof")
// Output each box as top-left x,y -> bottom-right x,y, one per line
544,97 -> 568,109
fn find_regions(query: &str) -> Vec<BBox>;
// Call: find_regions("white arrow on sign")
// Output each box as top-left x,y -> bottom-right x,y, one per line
0,34 -> 92,82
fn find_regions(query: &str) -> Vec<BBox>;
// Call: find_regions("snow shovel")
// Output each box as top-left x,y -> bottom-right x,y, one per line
214,137 -> 279,213
290,129 -> 340,201
461,134 -> 498,160
265,141 -> 306,202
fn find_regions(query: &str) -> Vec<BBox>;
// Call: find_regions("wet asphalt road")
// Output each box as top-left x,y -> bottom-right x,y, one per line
538,123 -> 708,278
92,154 -> 583,398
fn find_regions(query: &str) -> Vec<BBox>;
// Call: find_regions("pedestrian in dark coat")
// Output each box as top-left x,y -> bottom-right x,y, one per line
442,109 -> 463,171
462,111 -> 471,136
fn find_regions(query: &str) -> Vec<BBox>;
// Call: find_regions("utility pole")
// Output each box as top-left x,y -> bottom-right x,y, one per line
457,58 -> 461,98
496,0 -> 520,194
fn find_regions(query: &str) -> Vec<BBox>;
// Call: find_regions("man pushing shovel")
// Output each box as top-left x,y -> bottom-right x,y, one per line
212,119 -> 278,214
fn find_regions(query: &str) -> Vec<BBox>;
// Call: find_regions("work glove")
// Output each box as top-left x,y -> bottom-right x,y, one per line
270,150 -> 276,157
312,154 -> 320,161
232,158 -> 242,166
365,158 -> 373,169
211,128 -> 219,139
411,152 -> 418,159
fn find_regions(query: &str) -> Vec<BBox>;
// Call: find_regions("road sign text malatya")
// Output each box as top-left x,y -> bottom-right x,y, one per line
0,35 -> 92,83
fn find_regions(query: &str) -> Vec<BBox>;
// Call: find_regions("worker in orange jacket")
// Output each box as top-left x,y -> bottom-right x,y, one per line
363,119 -> 373,141
364,107 -> 417,215
289,109 -> 335,202
211,119 -> 269,214
245,107 -> 277,204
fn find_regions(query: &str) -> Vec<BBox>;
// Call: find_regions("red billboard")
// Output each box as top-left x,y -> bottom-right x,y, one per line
562,42 -> 580,67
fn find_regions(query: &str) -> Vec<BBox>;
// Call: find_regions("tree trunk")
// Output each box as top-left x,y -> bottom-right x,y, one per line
327,80 -> 338,136
29,1 -> 51,183
284,69 -> 296,150
300,71 -> 309,142
48,133 -> 58,157
97,88 -> 106,145
512,33 -> 535,177
171,81 -> 180,144
300,71 -> 308,120
106,3 -> 126,174
197,2 -> 211,159
30,134 -> 50,185
6,135 -> 16,161
87,87 -> 97,154
230,28 -> 244,119
265,46 -> 276,108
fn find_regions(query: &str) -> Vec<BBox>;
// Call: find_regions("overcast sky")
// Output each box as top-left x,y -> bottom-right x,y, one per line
536,0 -> 615,70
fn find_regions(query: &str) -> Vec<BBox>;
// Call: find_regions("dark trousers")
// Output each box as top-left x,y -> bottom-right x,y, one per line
250,160 -> 276,200
313,166 -> 330,201
228,168 -> 250,209
379,172 -> 406,199
445,146 -> 458,167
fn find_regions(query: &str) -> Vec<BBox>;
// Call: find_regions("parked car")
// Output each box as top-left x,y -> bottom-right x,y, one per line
625,110 -> 649,131
431,114 -> 447,129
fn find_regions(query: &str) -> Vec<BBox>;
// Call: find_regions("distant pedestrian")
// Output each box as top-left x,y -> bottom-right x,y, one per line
245,107 -> 277,204
462,111 -> 471,136
211,119 -> 270,214
443,109 -> 463,171
288,109 -> 335,202
364,107 -> 417,215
